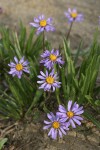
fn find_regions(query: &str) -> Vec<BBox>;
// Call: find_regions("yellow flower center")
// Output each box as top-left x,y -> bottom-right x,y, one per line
67,111 -> 74,118
50,54 -> 57,61
52,121 -> 60,129
40,20 -> 47,27
71,12 -> 78,18
16,64 -> 23,71
46,76 -> 54,84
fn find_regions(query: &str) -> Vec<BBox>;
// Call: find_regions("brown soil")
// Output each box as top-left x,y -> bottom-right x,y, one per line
1,114 -> 100,150
0,0 -> 100,149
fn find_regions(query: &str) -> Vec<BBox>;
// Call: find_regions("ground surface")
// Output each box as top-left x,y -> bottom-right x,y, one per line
1,115 -> 100,150
0,0 -> 100,150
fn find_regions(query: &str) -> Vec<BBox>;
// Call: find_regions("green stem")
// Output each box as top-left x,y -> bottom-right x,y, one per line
23,74 -> 34,88
56,89 -> 61,105
66,21 -> 73,40
43,92 -> 51,113
25,90 -> 43,116
43,31 -> 45,51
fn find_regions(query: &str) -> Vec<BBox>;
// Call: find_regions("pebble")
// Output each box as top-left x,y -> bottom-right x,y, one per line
67,131 -> 76,137
86,122 -> 95,128
91,127 -> 100,136
77,133 -> 85,140
87,134 -> 100,145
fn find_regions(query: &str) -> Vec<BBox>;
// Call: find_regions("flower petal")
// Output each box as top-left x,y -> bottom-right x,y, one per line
68,100 -> 73,111
30,22 -> 39,28
69,119 -> 76,128
43,124 -> 51,130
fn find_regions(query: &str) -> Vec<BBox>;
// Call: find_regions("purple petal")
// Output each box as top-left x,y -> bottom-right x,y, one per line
59,118 -> 67,122
68,8 -> 71,13
48,128 -> 53,136
45,25 -> 55,32
59,105 -> 67,113
44,120 -> 51,124
43,124 -> 51,130
23,60 -> 29,66
37,75 -> 45,79
75,110 -> 84,115
58,129 -> 62,138
38,14 -> 45,20
72,8 -> 77,13
47,113 -> 54,121
14,56 -> 18,63
34,17 -> 39,23
72,118 -> 81,126
40,71 -> 46,77
69,119 -> 76,128
68,100 -> 73,111
8,69 -> 16,74
60,127 -> 66,135
52,129 -> 57,140
74,116 -> 83,121
74,106 -> 83,113
30,22 -> 39,28
37,80 -> 45,84
39,82 -> 47,89
65,122 -> 70,128
19,56 -> 24,64
8,62 -> 16,67
17,71 -> 22,79
47,17 -> 53,24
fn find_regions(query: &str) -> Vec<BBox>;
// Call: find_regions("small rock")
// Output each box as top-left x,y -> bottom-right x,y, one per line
45,145 -> 57,150
91,127 -> 100,136
67,131 -> 76,137
77,133 -> 85,140
82,119 -> 87,124
9,145 -> 15,150
86,122 -> 95,128
58,138 -> 65,143
87,134 -> 100,145
44,132 -> 50,140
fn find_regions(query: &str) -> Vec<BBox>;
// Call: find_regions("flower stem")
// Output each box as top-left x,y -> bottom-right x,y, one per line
56,88 -> 61,105
43,31 -> 45,51
66,21 -> 73,40
43,92 -> 51,113
23,74 -> 34,88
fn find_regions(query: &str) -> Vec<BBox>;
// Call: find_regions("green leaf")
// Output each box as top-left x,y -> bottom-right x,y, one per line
0,138 -> 8,150
95,100 -> 100,106
25,90 -> 43,116
84,111 -> 100,129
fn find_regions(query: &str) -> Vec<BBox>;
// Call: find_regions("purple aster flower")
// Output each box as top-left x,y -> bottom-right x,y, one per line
37,69 -> 61,92
40,49 -> 64,70
43,112 -> 69,140
65,8 -> 83,23
57,100 -> 84,128
30,14 -> 55,35
8,56 -> 30,79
